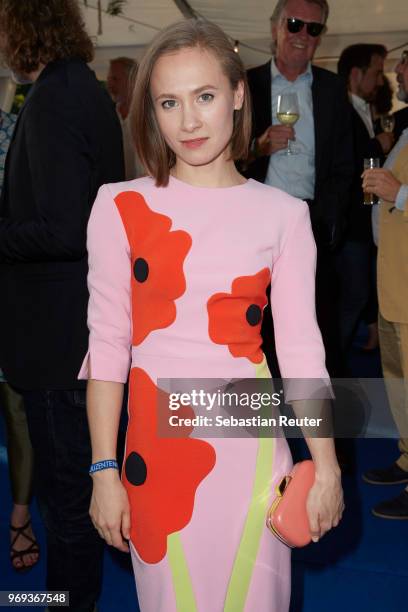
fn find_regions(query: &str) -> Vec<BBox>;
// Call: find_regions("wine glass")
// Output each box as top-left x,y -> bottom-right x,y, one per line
380,114 -> 395,133
277,92 -> 300,155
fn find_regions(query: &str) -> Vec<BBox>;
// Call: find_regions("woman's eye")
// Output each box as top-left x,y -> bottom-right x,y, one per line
198,93 -> 214,103
162,99 -> 177,109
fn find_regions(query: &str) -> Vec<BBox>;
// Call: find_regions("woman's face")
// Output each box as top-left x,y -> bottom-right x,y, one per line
150,46 -> 244,169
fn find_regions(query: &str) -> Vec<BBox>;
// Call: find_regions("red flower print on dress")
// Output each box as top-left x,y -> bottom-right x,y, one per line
114,191 -> 192,345
207,268 -> 270,363
123,367 -> 216,564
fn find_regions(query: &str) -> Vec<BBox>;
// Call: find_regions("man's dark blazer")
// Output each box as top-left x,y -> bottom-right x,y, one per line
245,61 -> 354,377
347,108 -> 384,243
0,58 -> 125,390
246,61 -> 354,249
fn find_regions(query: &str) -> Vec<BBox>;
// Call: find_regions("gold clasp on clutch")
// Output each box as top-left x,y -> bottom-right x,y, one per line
276,475 -> 292,497
266,474 -> 292,533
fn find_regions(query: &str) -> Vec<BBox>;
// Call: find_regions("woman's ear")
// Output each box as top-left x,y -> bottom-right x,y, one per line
234,80 -> 245,111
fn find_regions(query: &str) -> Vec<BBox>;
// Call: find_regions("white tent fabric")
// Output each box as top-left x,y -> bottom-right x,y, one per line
188,0 -> 408,68
0,0 -> 406,107
82,0 -> 408,75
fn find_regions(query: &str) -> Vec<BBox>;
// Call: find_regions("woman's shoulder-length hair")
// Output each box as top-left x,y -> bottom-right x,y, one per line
0,0 -> 94,75
130,18 -> 252,187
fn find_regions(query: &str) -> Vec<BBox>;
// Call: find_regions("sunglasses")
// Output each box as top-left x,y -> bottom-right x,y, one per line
286,17 -> 324,37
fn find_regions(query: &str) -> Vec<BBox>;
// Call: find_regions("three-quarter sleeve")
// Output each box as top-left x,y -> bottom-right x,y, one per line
78,184 -> 132,382
270,202 -> 331,397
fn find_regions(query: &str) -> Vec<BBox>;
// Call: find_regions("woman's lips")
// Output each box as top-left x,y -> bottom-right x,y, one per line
181,138 -> 208,149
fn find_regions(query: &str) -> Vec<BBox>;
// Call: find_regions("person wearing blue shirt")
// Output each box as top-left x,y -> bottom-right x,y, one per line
265,59 -> 315,200
245,0 -> 354,378
0,109 -> 17,192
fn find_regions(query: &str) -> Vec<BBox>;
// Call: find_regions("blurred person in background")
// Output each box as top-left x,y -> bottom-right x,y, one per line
0,0 -> 124,609
107,56 -> 136,121
107,56 -> 144,179
362,49 -> 408,519
361,75 -> 395,351
336,44 -> 391,357
371,74 -> 394,133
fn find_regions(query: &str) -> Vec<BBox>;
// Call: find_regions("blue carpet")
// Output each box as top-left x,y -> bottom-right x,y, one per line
1,332 -> 407,610
291,438 -> 408,612
0,418 -> 137,611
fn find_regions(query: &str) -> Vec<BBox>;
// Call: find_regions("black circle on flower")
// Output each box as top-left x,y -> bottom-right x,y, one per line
134,258 -> 149,283
125,451 -> 147,486
246,304 -> 262,326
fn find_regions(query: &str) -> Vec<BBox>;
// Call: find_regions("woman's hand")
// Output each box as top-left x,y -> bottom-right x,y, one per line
362,168 -> 401,203
306,467 -> 344,542
90,470 -> 131,553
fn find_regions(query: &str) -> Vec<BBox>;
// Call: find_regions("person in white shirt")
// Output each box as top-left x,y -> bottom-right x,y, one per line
335,44 -> 393,355
338,44 -> 393,152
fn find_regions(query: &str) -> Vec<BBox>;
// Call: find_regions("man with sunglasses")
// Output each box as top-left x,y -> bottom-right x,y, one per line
245,0 -> 353,379
361,49 -> 408,520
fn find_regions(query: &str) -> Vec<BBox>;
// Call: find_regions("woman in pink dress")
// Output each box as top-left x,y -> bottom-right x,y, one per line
79,18 -> 343,611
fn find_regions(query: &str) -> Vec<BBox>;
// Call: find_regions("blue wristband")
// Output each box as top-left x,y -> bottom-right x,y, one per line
89,459 -> 119,475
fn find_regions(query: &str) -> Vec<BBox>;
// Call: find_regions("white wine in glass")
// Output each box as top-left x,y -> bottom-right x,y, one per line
277,92 -> 300,155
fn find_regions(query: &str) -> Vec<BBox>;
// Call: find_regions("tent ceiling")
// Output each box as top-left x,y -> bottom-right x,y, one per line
187,0 -> 408,66
188,0 -> 407,37
85,1 -> 181,46
84,0 -> 408,75
0,1 -> 407,77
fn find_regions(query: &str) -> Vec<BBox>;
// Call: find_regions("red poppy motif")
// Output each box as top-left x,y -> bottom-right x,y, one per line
123,367 -> 216,564
114,191 -> 192,345
207,268 -> 270,363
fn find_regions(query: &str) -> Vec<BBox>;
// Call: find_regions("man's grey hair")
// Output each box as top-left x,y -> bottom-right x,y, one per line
270,0 -> 329,27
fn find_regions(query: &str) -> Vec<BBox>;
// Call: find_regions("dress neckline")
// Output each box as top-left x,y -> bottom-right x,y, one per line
169,174 -> 252,192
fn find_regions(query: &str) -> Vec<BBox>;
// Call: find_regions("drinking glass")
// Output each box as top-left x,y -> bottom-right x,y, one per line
277,93 -> 300,155
380,114 -> 395,133
363,158 -> 380,205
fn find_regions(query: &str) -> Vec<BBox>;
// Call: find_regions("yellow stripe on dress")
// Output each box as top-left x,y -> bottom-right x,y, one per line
167,531 -> 197,611
224,356 -> 275,611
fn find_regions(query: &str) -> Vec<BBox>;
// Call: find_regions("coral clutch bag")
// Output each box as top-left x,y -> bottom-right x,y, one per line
266,460 -> 315,548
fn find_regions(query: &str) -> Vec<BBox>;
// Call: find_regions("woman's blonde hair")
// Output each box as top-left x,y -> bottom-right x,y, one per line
131,18 -> 252,186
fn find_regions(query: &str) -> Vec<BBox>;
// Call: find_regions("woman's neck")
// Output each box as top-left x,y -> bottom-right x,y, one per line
171,158 -> 246,188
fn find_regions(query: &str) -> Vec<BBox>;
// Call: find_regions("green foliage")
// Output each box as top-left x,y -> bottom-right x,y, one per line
82,0 -> 127,35
106,0 -> 126,16
11,85 -> 32,115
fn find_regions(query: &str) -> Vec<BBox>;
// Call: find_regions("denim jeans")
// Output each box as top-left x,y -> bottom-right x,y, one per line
23,389 -> 104,612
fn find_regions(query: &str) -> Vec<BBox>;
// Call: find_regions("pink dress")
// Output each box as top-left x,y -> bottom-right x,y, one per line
79,175 -> 329,612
